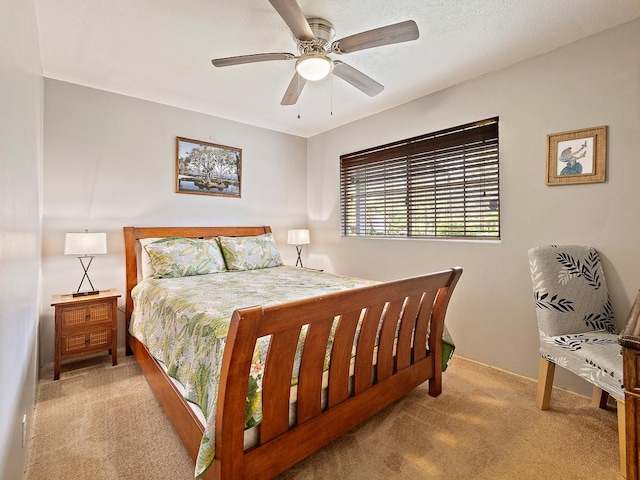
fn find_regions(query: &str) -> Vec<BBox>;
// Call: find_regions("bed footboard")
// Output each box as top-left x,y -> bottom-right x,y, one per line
215,267 -> 462,480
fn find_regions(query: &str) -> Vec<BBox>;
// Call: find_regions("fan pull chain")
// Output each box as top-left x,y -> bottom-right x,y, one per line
330,74 -> 333,116
297,74 -> 301,119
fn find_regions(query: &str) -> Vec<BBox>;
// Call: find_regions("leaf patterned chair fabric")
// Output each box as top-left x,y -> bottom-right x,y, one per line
528,245 -> 626,476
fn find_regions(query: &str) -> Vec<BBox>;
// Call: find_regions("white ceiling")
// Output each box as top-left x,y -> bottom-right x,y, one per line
34,0 -> 640,138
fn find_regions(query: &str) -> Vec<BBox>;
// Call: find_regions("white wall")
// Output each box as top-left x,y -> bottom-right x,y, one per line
39,19 -> 640,400
307,19 -> 640,394
0,0 -> 43,478
40,80 -> 308,364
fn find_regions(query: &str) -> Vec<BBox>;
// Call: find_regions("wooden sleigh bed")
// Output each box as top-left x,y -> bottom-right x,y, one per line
123,225 -> 462,479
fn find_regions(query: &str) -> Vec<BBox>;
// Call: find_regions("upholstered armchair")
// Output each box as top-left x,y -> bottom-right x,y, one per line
528,245 -> 626,476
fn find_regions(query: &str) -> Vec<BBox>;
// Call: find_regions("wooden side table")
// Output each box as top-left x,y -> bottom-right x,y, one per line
51,289 -> 120,380
620,290 -> 640,479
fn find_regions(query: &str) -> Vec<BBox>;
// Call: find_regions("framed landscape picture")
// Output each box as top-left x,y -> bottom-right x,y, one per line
176,137 -> 242,197
545,126 -> 607,185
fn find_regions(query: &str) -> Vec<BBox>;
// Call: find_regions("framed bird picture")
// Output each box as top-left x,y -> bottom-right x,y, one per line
545,126 -> 607,185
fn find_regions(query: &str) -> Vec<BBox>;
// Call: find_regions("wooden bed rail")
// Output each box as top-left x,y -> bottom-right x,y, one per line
214,267 -> 462,480
620,290 -> 640,480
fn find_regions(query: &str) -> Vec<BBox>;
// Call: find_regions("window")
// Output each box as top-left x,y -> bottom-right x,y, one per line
340,118 -> 499,240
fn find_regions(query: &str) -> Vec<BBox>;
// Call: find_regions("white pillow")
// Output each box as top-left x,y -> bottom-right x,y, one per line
139,238 -> 160,279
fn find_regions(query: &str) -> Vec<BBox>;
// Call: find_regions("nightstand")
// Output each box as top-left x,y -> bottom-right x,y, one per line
51,289 -> 120,380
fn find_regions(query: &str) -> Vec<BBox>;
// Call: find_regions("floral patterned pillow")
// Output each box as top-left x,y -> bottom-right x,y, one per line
217,233 -> 283,271
144,237 -> 227,278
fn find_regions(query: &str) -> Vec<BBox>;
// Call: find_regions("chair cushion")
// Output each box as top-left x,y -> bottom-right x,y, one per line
528,245 -> 616,337
539,330 -> 623,399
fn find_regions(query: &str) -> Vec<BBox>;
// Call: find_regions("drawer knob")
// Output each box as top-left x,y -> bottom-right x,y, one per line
85,313 -> 91,320
85,338 -> 90,344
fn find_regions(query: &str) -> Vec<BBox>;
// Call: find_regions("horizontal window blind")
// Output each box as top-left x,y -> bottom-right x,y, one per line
340,118 -> 500,239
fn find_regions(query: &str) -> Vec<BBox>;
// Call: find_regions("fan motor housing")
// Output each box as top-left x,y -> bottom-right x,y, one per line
297,18 -> 335,53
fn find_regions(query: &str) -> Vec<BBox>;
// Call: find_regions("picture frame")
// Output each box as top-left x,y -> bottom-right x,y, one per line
545,126 -> 607,185
176,136 -> 242,197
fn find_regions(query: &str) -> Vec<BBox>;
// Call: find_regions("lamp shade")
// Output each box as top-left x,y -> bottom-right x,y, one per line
64,232 -> 107,255
287,229 -> 310,245
295,54 -> 333,81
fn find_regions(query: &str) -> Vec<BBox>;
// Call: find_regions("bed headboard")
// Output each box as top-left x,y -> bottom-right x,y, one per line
122,226 -> 272,354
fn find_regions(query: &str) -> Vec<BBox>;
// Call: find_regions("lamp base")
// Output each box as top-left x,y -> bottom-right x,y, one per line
73,256 -> 99,297
72,290 -> 100,297
295,245 -> 304,268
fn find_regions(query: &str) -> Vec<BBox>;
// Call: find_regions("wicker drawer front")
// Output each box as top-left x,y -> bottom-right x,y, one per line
60,302 -> 112,329
61,329 -> 111,354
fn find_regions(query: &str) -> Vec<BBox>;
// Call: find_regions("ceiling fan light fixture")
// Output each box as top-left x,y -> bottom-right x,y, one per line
295,53 -> 333,81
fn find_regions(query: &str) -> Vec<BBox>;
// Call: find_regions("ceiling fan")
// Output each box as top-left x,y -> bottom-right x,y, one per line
211,0 -> 420,106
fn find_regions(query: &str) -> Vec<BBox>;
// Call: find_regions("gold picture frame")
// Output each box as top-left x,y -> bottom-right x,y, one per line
176,137 -> 242,197
545,126 -> 607,185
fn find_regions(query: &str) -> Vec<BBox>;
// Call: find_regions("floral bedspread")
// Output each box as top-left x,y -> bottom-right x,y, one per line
129,266 -> 454,478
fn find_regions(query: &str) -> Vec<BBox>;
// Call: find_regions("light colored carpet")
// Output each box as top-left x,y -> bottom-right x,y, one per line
24,352 -> 621,480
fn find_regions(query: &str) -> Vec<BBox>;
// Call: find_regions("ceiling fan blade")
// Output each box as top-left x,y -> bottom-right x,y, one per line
268,0 -> 314,41
332,20 -> 419,54
281,73 -> 307,105
332,61 -> 384,97
211,52 -> 295,67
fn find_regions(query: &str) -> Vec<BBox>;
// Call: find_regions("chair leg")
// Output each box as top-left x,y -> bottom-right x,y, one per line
616,399 -> 627,478
536,357 -> 555,410
591,386 -> 609,409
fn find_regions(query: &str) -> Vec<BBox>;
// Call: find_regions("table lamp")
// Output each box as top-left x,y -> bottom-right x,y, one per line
64,231 -> 107,296
287,229 -> 310,268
